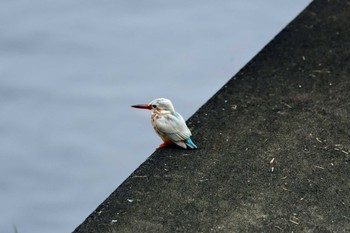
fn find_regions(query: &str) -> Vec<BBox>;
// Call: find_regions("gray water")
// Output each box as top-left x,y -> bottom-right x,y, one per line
0,1 -> 310,232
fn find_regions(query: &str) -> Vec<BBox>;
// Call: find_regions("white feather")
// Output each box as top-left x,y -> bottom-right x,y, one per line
154,113 -> 192,143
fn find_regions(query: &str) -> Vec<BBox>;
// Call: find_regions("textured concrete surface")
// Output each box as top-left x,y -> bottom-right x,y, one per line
74,0 -> 350,232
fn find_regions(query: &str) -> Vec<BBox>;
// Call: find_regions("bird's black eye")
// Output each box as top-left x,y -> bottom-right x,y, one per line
152,105 -> 157,108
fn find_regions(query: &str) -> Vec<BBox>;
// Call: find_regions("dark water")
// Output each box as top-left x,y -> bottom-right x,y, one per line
0,1 -> 310,232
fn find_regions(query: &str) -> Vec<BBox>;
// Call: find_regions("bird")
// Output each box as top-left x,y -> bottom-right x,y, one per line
131,98 -> 197,149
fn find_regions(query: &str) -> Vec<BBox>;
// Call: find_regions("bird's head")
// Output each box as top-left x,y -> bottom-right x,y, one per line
131,98 -> 175,113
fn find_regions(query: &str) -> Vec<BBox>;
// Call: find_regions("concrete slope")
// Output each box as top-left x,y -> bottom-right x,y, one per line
74,0 -> 350,232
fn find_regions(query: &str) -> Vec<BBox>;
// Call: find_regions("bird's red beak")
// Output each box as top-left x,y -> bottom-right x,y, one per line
131,104 -> 152,110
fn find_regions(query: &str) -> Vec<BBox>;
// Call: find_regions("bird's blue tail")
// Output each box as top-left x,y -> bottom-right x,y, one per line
185,137 -> 197,149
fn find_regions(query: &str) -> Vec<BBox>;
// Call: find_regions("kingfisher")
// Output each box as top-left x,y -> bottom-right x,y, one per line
131,98 -> 197,149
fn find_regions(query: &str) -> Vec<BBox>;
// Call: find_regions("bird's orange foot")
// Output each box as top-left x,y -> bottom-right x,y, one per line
157,142 -> 171,149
